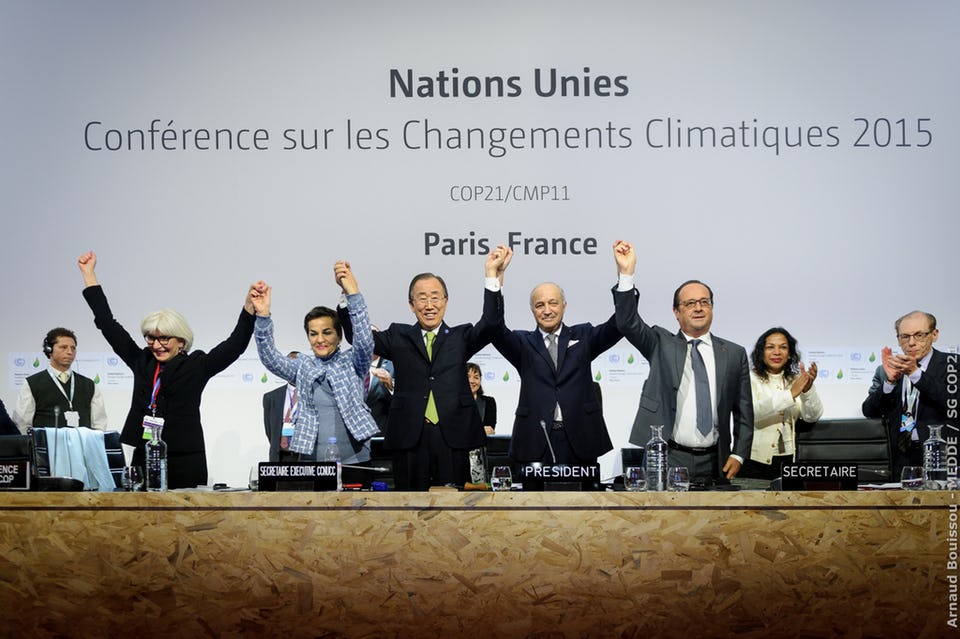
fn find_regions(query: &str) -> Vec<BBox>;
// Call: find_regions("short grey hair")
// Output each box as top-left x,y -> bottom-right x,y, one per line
140,309 -> 194,352
529,282 -> 566,309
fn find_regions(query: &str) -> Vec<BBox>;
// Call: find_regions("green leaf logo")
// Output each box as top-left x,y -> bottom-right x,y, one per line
502,371 -> 510,382
261,373 -> 268,383
93,374 -> 101,384
868,352 -> 876,362
33,358 -> 40,368
627,354 -> 635,364
594,371 -> 602,381
836,369 -> 844,379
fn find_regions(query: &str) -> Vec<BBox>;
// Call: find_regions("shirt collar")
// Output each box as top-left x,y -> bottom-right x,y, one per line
48,366 -> 71,380
539,326 -> 562,340
681,331 -> 712,347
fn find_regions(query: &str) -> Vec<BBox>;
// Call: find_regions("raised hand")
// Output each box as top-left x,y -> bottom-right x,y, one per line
613,240 -> 636,275
334,261 -> 359,295
77,251 -> 99,287
803,362 -> 818,392
791,362 -> 817,397
485,244 -> 513,282
880,346 -> 900,383
248,282 -> 271,316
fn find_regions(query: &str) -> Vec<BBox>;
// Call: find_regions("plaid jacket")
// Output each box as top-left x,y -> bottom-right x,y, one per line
255,293 -> 379,455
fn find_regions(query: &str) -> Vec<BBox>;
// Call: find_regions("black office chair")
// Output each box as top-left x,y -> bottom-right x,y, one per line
30,428 -> 125,490
794,418 -> 893,483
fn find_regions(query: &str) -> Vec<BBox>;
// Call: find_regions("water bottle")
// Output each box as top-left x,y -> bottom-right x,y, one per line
923,424 -> 948,490
322,436 -> 342,491
645,424 -> 668,492
145,425 -> 168,491
322,437 -> 340,462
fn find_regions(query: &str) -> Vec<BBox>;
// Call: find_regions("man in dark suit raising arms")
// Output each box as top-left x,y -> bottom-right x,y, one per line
371,247 -> 511,490
862,310 -> 959,480
492,266 -> 621,467
612,240 -> 753,482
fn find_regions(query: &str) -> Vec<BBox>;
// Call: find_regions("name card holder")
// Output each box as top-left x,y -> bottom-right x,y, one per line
780,462 -> 859,491
519,463 -> 601,491
257,461 -> 339,491
0,460 -> 31,491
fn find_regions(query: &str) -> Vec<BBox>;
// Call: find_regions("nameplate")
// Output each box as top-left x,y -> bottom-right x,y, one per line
257,462 -> 339,491
780,462 -> 858,491
0,460 -> 31,491
519,463 -> 601,491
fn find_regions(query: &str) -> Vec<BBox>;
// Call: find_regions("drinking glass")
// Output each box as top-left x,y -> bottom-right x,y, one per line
624,466 -> 646,491
248,464 -> 260,491
668,466 -> 690,492
900,466 -> 924,490
490,466 -> 513,491
123,466 -> 143,492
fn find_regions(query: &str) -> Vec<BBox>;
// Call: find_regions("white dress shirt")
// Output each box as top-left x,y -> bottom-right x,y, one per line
13,366 -> 109,433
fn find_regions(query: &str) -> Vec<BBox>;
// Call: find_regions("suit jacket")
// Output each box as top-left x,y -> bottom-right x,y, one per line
613,287 -> 753,464
83,285 -> 255,488
262,384 -> 288,462
372,288 -> 503,451
862,348 -> 959,476
492,317 -> 621,462
476,394 -> 497,430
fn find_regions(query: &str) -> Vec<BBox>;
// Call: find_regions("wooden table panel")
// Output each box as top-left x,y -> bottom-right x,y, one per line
0,491 -> 953,638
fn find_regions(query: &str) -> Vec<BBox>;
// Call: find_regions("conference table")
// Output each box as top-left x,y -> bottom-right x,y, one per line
0,489 -> 952,637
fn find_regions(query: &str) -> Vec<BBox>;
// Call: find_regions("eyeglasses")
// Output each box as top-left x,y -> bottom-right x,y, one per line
678,298 -> 713,310
411,295 -> 446,308
897,330 -> 933,343
144,334 -> 175,345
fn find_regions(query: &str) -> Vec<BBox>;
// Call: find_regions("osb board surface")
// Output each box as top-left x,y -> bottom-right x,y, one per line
0,491 -> 954,638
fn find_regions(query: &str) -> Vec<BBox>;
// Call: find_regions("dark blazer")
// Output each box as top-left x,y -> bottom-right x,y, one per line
372,288 -> 503,451
476,394 -> 497,430
492,317 -> 621,462
862,348 -> 959,477
262,384 -> 288,462
613,287 -> 753,464
83,285 -> 255,488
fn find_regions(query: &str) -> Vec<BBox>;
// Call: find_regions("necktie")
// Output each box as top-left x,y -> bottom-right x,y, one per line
546,333 -> 558,368
58,371 -> 70,384
424,332 -> 439,424
690,339 -> 713,436
284,387 -> 297,423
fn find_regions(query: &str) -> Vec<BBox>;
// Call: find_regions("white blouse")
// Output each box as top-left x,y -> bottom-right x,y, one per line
749,370 -> 824,465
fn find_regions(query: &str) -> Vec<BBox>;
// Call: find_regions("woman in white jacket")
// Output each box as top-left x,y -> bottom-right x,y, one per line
742,327 -> 823,480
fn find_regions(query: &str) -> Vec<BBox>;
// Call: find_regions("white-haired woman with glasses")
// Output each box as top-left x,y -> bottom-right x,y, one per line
78,251 -> 263,489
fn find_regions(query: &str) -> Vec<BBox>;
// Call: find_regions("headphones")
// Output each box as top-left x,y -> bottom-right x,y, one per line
42,334 -> 54,357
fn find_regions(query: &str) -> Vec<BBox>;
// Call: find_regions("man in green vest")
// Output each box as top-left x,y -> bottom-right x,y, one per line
13,327 -> 108,432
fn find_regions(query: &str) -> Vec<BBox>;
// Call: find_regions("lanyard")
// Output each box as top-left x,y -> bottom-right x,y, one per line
902,378 -> 919,418
149,363 -> 163,415
48,369 -> 75,411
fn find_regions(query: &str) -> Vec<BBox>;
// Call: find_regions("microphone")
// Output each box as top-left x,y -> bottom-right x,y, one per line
340,464 -> 390,472
539,420 -> 557,464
